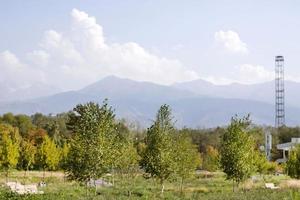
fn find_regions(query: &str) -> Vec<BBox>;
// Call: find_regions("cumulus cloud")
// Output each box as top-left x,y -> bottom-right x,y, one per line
202,64 -> 274,85
0,51 -> 45,89
0,51 -> 23,69
0,8 -> 199,92
214,30 -> 248,54
27,50 -> 50,67
236,64 -> 274,83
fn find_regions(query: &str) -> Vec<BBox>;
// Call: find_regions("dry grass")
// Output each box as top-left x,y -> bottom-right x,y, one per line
0,171 -> 65,185
279,179 -> 300,189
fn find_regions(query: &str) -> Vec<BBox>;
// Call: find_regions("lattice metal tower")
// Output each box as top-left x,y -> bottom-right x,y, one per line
275,55 -> 285,128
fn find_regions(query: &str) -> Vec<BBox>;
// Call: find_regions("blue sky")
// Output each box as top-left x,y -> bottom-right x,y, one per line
1,0 -> 300,91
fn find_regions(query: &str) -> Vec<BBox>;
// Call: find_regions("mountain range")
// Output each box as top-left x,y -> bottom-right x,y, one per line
1,76 -> 300,128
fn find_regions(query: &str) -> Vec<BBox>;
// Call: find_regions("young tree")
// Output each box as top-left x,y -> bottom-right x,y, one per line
19,140 -> 37,176
220,115 -> 256,191
173,133 -> 201,192
141,104 -> 177,193
66,101 -> 117,188
0,124 -> 21,182
286,145 -> 300,179
202,145 -> 219,172
117,142 -> 139,174
60,142 -> 70,169
254,151 -> 269,176
38,135 -> 61,179
116,141 -> 140,196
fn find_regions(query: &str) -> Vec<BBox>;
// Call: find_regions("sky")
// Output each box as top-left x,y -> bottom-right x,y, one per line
1,0 -> 300,91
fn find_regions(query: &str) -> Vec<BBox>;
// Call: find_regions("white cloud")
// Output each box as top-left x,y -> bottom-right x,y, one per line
202,64 -> 274,85
0,51 -> 45,88
40,30 -> 84,64
70,8 -> 107,50
27,50 -> 50,67
0,51 -> 23,69
236,64 -> 274,83
201,76 -> 234,85
214,30 -> 248,54
0,8 -> 199,92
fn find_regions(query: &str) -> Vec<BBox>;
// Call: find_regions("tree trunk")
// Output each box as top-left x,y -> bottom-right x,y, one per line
232,180 -> 235,192
86,181 -> 88,196
5,170 -> 8,183
112,168 -> 115,186
180,177 -> 184,193
161,179 -> 165,194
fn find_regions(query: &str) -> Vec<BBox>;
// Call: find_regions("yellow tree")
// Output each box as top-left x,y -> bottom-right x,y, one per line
39,135 -> 61,179
202,145 -> 219,172
19,140 -> 37,178
0,124 -> 21,182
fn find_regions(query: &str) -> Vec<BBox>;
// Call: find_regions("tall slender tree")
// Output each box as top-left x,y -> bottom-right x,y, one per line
141,104 -> 177,193
38,135 -> 61,179
220,115 -> 256,191
0,124 -> 21,182
19,140 -> 37,176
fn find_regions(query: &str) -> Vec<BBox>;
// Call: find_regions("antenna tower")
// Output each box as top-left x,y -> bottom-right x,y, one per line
275,55 -> 285,128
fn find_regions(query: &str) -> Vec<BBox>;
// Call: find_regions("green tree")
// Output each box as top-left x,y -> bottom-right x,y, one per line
60,142 -> 70,169
286,145 -> 300,179
277,126 -> 300,143
141,104 -> 177,193
1,113 -> 16,125
116,141 -> 140,196
19,140 -> 37,172
173,132 -> 201,192
254,151 -> 269,175
0,124 -> 21,182
14,114 -> 34,138
202,145 -> 219,172
117,142 -> 139,174
38,135 -> 61,179
220,115 -> 256,191
66,101 -> 117,188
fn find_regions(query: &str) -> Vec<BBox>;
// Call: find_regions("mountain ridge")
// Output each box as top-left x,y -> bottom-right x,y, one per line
1,76 -> 300,128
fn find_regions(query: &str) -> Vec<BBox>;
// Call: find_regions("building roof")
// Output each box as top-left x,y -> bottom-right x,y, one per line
277,138 -> 300,151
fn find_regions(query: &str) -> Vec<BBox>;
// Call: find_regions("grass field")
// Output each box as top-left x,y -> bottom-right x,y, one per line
0,171 -> 299,200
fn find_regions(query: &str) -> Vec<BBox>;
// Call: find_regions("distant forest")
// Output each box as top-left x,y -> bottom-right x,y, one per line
0,100 -> 299,173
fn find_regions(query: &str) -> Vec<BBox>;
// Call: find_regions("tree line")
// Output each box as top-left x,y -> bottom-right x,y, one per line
1,100 -> 300,192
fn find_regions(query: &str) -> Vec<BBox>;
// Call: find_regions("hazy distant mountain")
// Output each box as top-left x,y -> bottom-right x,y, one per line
1,76 -> 300,128
0,82 -> 61,102
173,79 -> 300,108
79,75 -> 198,102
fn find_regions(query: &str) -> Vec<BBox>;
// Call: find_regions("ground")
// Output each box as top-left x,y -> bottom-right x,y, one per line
0,171 -> 299,200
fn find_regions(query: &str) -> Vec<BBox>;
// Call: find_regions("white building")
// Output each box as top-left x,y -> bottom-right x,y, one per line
276,138 -> 300,163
